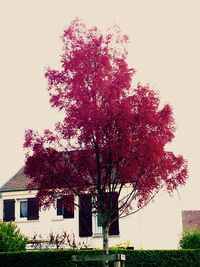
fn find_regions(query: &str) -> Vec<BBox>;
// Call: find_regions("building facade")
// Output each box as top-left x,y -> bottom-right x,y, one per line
0,168 -> 183,249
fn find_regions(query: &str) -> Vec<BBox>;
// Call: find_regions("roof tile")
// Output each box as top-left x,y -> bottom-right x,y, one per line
0,167 -> 37,192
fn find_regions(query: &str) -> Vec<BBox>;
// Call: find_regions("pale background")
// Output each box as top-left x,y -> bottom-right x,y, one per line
0,0 -> 200,248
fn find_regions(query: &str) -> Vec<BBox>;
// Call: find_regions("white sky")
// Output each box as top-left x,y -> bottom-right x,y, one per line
0,0 -> 200,214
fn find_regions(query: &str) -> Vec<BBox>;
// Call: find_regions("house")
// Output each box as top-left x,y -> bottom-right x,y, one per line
0,168 -> 135,249
182,210 -> 200,230
0,168 -> 183,249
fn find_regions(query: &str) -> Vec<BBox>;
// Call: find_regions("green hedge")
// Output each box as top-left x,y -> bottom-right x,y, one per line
1,249 -> 200,267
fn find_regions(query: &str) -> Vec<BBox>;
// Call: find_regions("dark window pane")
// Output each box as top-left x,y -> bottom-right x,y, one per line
63,195 -> 74,219
97,213 -> 103,227
57,199 -> 63,216
57,196 -> 74,218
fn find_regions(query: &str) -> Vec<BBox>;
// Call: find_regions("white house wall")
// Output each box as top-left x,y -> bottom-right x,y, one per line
0,190 -> 183,249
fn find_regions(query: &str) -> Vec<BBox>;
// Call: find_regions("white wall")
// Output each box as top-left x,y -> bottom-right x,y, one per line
0,190 -> 183,249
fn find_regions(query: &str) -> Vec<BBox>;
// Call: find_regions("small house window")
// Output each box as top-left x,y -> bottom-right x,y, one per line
20,200 -> 28,218
57,199 -> 63,216
94,213 -> 103,235
56,196 -> 74,218
93,193 -> 120,236
97,213 -> 103,227
17,198 -> 39,221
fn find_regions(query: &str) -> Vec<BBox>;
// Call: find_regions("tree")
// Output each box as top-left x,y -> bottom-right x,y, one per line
0,221 -> 27,252
24,18 -> 188,253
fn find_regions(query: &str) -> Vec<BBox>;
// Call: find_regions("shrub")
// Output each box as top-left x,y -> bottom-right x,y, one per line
1,250 -> 200,267
179,228 -> 200,249
28,231 -> 88,250
112,240 -> 134,249
0,221 -> 27,252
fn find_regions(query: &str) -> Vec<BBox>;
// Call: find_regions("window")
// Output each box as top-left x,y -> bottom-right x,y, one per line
20,200 -> 28,218
57,199 -> 63,216
3,198 -> 39,222
19,198 -> 39,220
79,193 -> 120,237
94,211 -> 119,236
94,213 -> 103,235
97,213 -> 103,227
56,196 -> 74,219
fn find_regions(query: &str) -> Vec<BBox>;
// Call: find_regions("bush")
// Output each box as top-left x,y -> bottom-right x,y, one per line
1,249 -> 200,267
0,221 -> 27,252
179,228 -> 200,249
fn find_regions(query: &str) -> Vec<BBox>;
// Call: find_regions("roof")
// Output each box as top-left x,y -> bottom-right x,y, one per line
0,167 -> 37,192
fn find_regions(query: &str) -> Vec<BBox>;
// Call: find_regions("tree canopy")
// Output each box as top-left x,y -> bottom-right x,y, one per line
24,18 -> 188,250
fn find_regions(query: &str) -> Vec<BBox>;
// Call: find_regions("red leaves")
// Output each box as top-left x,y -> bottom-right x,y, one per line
24,19 -> 188,213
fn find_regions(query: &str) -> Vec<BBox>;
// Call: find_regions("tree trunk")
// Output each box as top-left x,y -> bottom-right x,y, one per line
102,224 -> 109,267
103,224 -> 109,252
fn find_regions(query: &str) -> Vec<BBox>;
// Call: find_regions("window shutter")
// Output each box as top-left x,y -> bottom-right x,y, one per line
57,198 -> 63,216
3,199 -> 15,222
109,192 -> 119,236
63,195 -> 74,219
27,198 -> 39,220
79,194 -> 92,237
